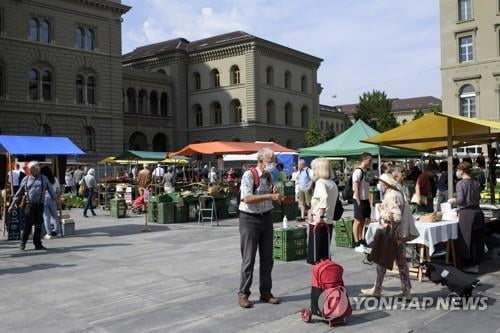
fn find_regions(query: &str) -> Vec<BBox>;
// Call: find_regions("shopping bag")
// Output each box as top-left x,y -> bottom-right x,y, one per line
370,226 -> 399,270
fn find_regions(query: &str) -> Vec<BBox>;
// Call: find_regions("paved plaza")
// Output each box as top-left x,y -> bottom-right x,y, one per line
1,207 -> 500,333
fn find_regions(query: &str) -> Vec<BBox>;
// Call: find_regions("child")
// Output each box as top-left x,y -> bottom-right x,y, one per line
131,188 -> 145,213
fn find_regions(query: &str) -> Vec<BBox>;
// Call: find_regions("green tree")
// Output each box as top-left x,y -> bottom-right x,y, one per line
354,90 -> 398,132
323,125 -> 336,142
413,109 -> 425,120
303,117 -> 323,147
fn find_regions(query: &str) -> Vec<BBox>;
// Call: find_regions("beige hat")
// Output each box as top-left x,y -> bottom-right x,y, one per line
378,173 -> 398,188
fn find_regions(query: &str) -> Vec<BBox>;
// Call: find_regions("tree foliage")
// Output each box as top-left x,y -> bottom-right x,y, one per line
303,117 -> 323,147
354,90 -> 398,132
412,109 -> 425,121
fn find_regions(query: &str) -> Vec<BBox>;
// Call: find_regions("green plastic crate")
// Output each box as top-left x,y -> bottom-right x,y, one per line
273,237 -> 306,249
147,202 -> 158,223
273,227 -> 307,242
110,199 -> 127,218
273,246 -> 307,261
175,205 -> 188,223
156,203 -> 175,224
335,219 -> 354,237
282,203 -> 299,221
335,234 -> 355,248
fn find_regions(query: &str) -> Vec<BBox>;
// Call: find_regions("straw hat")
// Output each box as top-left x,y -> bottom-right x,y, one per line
378,173 -> 398,188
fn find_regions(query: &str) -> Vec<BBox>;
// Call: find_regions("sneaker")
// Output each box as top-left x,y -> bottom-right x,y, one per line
361,287 -> 381,298
44,234 -> 52,240
354,245 -> 366,253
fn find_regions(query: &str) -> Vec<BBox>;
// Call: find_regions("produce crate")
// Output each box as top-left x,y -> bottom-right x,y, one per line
175,205 -> 188,223
147,202 -> 158,224
156,202 -> 175,224
282,181 -> 296,198
110,199 -> 127,218
273,246 -> 307,261
273,227 -> 307,243
335,219 -> 354,248
273,236 -> 306,249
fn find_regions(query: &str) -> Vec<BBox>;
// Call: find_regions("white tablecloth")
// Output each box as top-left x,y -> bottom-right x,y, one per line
365,220 -> 459,255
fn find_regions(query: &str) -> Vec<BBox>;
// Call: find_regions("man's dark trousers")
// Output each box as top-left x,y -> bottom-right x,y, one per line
238,211 -> 274,297
21,203 -> 44,247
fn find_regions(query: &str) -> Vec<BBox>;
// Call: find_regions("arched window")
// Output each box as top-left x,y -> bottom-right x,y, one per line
286,139 -> 293,148
138,89 -> 147,114
157,69 -> 166,74
266,99 -> 275,124
320,121 -> 324,130
402,119 -> 408,124
231,138 -> 241,142
301,106 -> 309,128
87,76 -> 96,105
193,104 -> 203,128
459,84 -> 476,118
336,123 -> 340,133
40,20 -> 50,43
42,70 -> 52,101
40,124 -> 51,136
211,101 -> 222,125
76,27 -> 84,49
152,133 -> 168,151
266,66 -> 274,85
285,103 -> 293,126
268,138 -> 276,142
29,18 -> 39,41
230,65 -> 240,85
284,71 -> 292,89
84,126 -> 95,152
211,69 -> 220,88
85,29 -> 95,50
231,99 -> 242,123
126,88 -> 136,113
76,74 -> 84,104
193,72 -> 201,90
128,131 -> 148,151
300,75 -> 307,93
28,69 -> 39,100
160,92 -> 168,116
150,91 -> 158,115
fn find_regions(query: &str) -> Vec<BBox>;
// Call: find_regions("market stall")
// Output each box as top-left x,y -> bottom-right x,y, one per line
168,141 -> 298,223
0,135 -> 84,239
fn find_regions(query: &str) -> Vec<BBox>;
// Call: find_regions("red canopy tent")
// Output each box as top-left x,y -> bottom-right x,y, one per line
169,141 -> 296,157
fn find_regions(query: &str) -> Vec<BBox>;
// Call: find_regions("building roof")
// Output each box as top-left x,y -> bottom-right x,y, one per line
333,96 -> 442,116
123,31 -> 322,64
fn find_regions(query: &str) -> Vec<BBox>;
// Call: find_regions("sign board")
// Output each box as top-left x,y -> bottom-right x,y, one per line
6,208 -> 25,241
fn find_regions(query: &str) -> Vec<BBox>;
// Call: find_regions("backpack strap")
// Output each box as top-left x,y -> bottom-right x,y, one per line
249,167 -> 260,193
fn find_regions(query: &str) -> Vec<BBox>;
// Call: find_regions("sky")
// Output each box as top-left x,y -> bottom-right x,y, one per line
121,0 -> 441,106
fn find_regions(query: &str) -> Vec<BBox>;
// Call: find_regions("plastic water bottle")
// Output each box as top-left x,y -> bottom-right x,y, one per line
282,215 -> 288,229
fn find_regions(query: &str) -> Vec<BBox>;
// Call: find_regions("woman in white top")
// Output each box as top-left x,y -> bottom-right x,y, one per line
306,158 -> 339,265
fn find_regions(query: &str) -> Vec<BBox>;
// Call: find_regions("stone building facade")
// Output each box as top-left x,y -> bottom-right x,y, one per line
0,0 -> 129,161
318,104 -> 350,137
122,31 -> 323,150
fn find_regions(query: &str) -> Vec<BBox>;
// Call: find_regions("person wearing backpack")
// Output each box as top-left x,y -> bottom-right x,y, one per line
238,148 -> 283,309
297,159 -> 314,221
352,152 -> 373,253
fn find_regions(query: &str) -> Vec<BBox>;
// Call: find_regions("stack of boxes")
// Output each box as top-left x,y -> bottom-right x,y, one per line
334,219 -> 355,248
110,198 -> 127,218
273,226 -> 307,261
281,180 -> 298,221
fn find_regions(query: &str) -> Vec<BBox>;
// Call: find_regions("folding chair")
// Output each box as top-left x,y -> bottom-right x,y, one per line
198,195 -> 218,226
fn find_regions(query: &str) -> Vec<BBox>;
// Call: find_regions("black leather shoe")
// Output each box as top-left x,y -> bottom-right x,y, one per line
34,245 -> 47,250
83,214 -> 89,218
19,243 -> 26,251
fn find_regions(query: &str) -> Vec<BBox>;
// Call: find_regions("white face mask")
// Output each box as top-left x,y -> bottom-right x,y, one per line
456,171 -> 462,179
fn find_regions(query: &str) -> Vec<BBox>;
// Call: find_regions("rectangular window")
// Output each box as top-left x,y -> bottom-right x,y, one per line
458,0 -> 472,21
459,36 -> 473,63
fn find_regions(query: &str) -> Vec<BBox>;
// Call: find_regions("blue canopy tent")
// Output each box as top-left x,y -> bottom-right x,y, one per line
0,135 -> 85,227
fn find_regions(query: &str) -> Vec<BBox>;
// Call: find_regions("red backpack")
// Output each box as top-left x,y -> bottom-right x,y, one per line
309,259 -> 352,327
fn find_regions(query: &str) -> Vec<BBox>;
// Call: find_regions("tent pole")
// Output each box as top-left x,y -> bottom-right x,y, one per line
447,118 -> 454,201
377,145 -> 381,176
488,143 -> 495,205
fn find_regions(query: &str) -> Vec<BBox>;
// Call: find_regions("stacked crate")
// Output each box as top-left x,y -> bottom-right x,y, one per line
281,181 -> 298,221
156,203 -> 175,224
271,201 -> 283,222
273,227 -> 307,261
147,196 -> 159,224
335,219 -> 355,248
110,198 -> 127,218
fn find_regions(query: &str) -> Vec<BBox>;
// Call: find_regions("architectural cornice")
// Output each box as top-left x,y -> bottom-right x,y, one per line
453,74 -> 482,82
188,43 -> 254,64
72,0 -> 131,14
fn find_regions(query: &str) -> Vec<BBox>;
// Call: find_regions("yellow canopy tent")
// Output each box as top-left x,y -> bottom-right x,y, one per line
363,112 -> 500,201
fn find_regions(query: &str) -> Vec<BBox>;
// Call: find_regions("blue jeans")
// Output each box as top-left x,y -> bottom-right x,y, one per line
43,198 -> 61,236
84,188 -> 96,216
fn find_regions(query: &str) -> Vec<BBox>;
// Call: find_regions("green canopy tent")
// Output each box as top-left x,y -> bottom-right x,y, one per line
299,119 -> 421,158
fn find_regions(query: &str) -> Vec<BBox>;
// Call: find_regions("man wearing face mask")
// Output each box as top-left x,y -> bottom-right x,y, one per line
238,148 -> 283,308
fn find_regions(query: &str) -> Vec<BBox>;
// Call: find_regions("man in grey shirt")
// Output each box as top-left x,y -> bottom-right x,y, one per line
9,161 -> 56,250
238,148 -> 283,308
